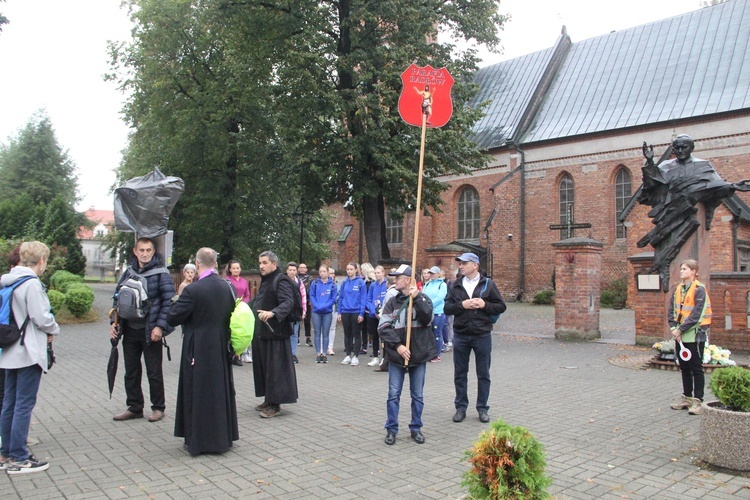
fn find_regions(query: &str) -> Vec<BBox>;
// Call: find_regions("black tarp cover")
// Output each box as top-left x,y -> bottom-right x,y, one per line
114,168 -> 184,237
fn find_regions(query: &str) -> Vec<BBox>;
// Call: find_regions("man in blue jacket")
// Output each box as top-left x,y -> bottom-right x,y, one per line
444,253 -> 506,424
110,238 -> 175,423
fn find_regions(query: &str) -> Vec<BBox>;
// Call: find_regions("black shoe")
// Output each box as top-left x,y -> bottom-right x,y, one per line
315,354 -> 322,363
479,411 -> 490,423
232,357 -> 242,367
453,410 -> 466,423
321,354 -> 328,364
306,338 -> 313,347
411,430 -> 425,444
384,430 -> 396,445
292,355 -> 299,364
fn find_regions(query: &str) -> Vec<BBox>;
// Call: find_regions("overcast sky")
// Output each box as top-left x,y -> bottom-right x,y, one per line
0,0 -> 702,212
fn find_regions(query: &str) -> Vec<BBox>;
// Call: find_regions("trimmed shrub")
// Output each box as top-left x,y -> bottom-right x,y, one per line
463,418 -> 552,499
50,269 -> 84,293
600,277 -> 627,308
532,290 -> 555,305
709,366 -> 750,412
47,289 -> 65,314
65,283 -> 95,317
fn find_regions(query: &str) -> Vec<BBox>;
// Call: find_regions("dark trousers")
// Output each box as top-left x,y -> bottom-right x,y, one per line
678,341 -> 705,400
341,313 -> 362,356
303,303 -> 311,338
122,326 -> 165,413
366,315 -> 380,357
453,332 -> 492,412
361,313 -> 370,353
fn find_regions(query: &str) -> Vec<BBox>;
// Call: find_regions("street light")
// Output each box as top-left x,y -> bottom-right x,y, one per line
292,203 -> 314,264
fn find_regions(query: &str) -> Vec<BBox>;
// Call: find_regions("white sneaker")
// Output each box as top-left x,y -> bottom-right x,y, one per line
351,356 -> 359,366
367,357 -> 380,366
341,355 -> 352,365
240,353 -> 252,363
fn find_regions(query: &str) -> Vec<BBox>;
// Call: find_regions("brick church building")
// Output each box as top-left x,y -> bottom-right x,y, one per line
327,1 -> 750,306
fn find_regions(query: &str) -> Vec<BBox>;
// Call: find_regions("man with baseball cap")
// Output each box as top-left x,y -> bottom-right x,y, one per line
378,265 -> 435,445
444,253 -> 506,423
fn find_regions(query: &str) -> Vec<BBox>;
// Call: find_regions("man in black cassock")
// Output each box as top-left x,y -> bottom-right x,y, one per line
251,250 -> 298,418
167,247 -> 238,455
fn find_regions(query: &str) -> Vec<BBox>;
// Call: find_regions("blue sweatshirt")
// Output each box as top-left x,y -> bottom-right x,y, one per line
422,279 -> 447,315
310,277 -> 338,314
366,279 -> 389,316
337,276 -> 367,315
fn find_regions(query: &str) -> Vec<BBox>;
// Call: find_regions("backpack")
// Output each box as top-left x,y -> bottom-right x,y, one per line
116,266 -> 168,323
479,278 -> 502,324
224,280 -> 255,355
273,274 -> 303,323
0,276 -> 36,349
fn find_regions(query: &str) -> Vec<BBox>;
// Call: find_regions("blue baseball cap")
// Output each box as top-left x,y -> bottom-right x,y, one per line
455,252 -> 479,264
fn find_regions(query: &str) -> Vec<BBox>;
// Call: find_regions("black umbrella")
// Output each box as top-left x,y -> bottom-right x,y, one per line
107,309 -> 121,399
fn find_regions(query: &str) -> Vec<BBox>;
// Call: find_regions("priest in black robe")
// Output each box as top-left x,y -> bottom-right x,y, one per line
167,247 -> 238,455
251,250 -> 298,418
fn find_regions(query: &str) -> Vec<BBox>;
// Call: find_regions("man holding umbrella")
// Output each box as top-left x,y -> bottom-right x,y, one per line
378,265 -> 435,445
110,237 -> 174,423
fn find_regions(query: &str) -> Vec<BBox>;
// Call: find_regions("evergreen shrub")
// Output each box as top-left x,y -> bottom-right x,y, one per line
65,283 -> 94,317
47,289 -> 65,314
709,366 -> 750,412
532,290 -> 554,305
50,269 -> 84,293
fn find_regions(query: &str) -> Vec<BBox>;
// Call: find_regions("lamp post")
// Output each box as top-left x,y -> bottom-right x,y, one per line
292,204 -> 314,264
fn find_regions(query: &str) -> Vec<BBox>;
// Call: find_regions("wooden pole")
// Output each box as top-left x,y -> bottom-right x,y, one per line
405,112 -> 428,366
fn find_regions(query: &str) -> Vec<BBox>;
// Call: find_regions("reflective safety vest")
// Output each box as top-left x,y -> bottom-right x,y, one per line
673,280 -> 712,329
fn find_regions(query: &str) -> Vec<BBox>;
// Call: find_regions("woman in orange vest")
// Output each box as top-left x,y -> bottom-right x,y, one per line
667,259 -> 712,415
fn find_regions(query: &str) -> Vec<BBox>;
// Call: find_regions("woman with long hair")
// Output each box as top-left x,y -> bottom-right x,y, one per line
310,264 -> 337,363
667,259 -> 712,415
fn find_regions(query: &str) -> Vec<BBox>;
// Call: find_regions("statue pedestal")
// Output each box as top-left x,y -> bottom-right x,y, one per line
629,203 -> 711,345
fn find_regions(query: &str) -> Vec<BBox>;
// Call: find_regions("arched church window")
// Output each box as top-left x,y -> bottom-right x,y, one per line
558,174 -> 574,239
615,168 -> 632,239
457,186 -> 480,241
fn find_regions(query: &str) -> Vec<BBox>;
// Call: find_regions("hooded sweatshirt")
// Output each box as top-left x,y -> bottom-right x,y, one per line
337,275 -> 367,315
310,277 -> 338,314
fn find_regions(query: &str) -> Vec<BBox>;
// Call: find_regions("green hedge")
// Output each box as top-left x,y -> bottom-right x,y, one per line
47,289 -> 65,315
65,283 -> 95,317
50,270 -> 84,293
532,290 -> 555,305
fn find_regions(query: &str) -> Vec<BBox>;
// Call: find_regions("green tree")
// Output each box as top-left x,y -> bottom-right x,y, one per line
0,112 -> 78,206
109,0 -> 505,264
0,113 -> 87,275
0,0 -> 8,33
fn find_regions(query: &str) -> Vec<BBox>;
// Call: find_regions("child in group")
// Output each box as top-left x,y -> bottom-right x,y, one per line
310,264 -> 337,363
337,262 -> 367,366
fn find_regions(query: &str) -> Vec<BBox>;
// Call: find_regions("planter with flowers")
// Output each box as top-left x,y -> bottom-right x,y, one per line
700,366 -> 750,471
649,339 -> 736,373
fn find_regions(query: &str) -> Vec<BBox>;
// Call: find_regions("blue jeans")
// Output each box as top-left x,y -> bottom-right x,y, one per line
1,364 -> 43,461
312,312 -> 332,354
453,332 -> 492,413
432,314 -> 446,356
385,362 -> 426,433
291,322 -> 300,356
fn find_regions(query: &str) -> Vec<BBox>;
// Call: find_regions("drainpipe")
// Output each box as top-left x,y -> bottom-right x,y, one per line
513,143 -> 527,301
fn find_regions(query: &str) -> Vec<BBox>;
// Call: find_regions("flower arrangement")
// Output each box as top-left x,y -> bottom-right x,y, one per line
651,339 -> 736,366
703,344 -> 736,366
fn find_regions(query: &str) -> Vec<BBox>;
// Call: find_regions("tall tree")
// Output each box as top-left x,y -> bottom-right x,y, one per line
110,0 -> 505,265
0,112 -> 78,206
0,112 -> 87,275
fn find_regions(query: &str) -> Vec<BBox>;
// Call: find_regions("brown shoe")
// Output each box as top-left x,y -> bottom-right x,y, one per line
113,410 -> 143,421
259,405 -> 280,418
255,402 -> 270,412
148,410 -> 165,422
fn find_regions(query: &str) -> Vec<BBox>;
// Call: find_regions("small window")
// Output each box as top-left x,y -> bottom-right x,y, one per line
558,174 -> 574,239
457,187 -> 480,241
338,225 -> 353,242
615,168 -> 632,239
385,210 -> 402,244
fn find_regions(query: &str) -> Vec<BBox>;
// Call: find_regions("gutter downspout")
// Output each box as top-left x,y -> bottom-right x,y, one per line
516,145 -> 527,302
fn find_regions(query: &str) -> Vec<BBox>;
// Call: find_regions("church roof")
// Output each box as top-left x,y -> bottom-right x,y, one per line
472,0 -> 750,149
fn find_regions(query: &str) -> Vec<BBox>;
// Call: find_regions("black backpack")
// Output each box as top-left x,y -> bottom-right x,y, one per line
273,274 -> 303,323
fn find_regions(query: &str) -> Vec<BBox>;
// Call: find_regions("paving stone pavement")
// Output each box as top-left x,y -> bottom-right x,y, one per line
2,284 -> 749,499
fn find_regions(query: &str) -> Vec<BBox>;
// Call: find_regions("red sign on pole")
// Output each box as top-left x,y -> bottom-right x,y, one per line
398,64 -> 454,128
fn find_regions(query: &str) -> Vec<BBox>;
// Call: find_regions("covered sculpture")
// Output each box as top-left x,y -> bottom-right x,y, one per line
114,168 -> 185,238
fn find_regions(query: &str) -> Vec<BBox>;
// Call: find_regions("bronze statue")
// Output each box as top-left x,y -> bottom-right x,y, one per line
638,134 -> 749,291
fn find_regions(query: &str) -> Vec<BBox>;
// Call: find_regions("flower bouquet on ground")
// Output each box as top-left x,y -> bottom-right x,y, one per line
652,339 -> 676,361
703,344 -> 736,366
